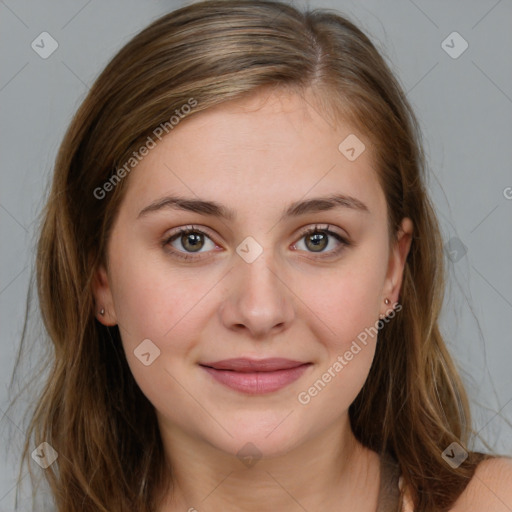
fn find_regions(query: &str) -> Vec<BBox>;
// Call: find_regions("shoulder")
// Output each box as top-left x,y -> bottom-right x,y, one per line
449,456 -> 512,512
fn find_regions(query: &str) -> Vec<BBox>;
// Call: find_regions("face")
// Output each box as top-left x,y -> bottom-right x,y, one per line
93,88 -> 412,459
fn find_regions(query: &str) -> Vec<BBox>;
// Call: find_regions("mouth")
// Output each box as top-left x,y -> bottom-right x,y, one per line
199,358 -> 313,394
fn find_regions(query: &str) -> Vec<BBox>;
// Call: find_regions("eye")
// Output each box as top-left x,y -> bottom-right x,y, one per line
162,225 -> 218,261
292,224 -> 350,258
162,224 -> 350,262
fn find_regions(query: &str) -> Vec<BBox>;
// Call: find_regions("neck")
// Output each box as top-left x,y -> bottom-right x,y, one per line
156,414 -> 381,512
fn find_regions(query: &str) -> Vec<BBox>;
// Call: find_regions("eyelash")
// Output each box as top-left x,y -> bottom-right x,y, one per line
162,224 -> 351,261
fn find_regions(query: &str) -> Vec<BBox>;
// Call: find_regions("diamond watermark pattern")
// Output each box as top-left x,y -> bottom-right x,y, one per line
236,236 -> 263,263
237,442 -> 263,468
31,442 -> 58,469
445,237 -> 467,263
441,32 -> 468,59
338,134 -> 366,161
134,338 -> 161,366
442,442 -> 468,468
31,32 -> 59,59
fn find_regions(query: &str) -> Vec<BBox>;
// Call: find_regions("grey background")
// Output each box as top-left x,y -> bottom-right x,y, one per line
1,0 -> 511,508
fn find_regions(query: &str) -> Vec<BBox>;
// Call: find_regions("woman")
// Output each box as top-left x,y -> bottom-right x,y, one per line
13,0 -> 512,510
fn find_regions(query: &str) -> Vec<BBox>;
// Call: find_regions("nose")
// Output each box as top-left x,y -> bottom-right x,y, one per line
218,248 -> 295,339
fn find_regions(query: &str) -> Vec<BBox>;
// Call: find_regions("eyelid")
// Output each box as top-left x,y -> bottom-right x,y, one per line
296,223 -> 349,242
162,224 -> 220,256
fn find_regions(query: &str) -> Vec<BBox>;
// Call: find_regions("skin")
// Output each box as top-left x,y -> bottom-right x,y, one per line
93,87 -> 416,511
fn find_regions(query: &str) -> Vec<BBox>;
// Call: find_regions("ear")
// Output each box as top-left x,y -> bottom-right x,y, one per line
381,217 -> 413,313
91,263 -> 118,326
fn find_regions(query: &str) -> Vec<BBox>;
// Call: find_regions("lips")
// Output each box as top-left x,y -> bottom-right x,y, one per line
199,358 -> 312,394
200,358 -> 308,372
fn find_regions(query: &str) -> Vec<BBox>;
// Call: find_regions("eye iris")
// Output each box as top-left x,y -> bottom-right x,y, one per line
306,231 -> 327,252
182,232 -> 203,252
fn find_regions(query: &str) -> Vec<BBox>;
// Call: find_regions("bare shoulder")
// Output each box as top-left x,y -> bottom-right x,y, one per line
449,456 -> 512,512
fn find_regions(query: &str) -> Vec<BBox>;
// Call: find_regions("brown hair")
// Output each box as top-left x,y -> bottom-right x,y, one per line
10,0 -> 491,510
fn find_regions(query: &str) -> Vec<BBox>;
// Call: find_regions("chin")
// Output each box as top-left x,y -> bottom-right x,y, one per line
204,418 -> 305,461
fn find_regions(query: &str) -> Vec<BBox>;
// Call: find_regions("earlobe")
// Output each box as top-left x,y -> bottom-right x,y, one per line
92,264 -> 117,326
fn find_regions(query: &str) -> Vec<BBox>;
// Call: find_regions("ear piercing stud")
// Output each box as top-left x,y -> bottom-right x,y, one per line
99,308 -> 105,316
379,298 -> 392,320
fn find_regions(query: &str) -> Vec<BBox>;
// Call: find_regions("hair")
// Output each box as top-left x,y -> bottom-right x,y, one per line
9,0 -> 493,510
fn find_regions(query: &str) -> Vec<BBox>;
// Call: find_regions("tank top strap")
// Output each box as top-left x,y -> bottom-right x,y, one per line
376,451 -> 402,512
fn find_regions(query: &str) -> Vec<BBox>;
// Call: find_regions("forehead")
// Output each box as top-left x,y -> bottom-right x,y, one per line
119,89 -> 386,221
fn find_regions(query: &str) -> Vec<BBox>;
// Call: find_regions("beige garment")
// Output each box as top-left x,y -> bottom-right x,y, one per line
376,452 -> 403,512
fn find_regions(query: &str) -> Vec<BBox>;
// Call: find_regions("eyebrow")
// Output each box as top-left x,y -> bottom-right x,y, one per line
137,193 -> 370,221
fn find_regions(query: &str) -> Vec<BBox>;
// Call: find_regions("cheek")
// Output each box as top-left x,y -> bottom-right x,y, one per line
109,253 -> 215,412
295,253 -> 386,348
108,239 -> 216,366
109,227 -> 194,328
295,269 -> 382,416
292,248 -> 386,409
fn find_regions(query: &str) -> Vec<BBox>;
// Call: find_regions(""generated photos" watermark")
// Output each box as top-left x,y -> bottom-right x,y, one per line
93,98 -> 198,200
